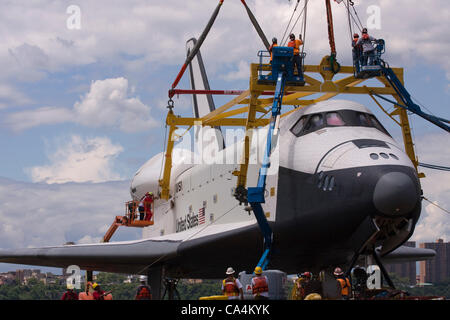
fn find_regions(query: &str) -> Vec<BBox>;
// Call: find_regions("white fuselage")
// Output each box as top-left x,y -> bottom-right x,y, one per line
130,100 -> 416,243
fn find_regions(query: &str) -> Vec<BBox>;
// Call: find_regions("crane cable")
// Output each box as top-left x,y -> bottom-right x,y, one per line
325,0 -> 340,74
282,0 -> 308,46
280,0 -> 301,45
342,0 -> 364,37
419,163 -> 450,171
422,196 -> 450,215
301,0 -> 308,55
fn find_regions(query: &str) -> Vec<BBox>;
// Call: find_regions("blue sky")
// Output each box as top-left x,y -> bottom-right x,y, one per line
0,0 -> 449,273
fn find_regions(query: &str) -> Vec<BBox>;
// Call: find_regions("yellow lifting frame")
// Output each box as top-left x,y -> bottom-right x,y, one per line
158,55 -> 422,200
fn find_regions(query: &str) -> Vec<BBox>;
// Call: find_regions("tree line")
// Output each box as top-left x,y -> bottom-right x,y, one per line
0,272 -> 448,300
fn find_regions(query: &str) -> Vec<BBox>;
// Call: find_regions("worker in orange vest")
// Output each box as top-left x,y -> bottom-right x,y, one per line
269,37 -> 278,64
135,275 -> 152,300
251,266 -> 269,300
142,192 -> 154,222
221,267 -> 244,300
334,267 -> 352,300
287,33 -> 304,78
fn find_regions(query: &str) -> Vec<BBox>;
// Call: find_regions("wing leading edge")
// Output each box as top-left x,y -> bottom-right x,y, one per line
380,245 -> 436,264
0,239 -> 180,274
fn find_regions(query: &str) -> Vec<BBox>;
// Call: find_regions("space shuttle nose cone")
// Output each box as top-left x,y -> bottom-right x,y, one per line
373,171 -> 419,217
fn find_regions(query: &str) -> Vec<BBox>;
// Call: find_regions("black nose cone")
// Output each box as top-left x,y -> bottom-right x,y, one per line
373,172 -> 419,217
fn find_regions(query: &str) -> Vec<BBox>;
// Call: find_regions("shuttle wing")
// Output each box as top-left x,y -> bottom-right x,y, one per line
380,245 -> 436,264
0,221 -> 261,277
0,239 -> 180,274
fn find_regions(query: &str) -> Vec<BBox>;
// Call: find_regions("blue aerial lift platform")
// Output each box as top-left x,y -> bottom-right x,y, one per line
248,46 -> 305,270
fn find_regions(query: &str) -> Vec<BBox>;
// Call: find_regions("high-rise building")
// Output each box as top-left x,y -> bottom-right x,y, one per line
386,241 -> 417,285
419,239 -> 450,284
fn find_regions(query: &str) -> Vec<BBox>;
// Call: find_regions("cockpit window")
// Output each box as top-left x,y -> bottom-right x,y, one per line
357,112 -> 370,126
368,115 -> 389,135
291,116 -> 307,136
326,112 -> 345,126
290,109 -> 391,137
304,114 -> 324,131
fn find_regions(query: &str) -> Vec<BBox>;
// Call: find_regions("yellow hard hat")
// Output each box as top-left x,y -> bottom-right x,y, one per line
92,282 -> 99,289
254,266 -> 263,275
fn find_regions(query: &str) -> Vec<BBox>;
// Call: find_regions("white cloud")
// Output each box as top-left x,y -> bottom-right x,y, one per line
412,202 -> 449,243
28,135 -> 124,184
0,177 -> 139,249
0,84 -> 32,109
4,106 -> 73,132
410,132 -> 450,243
74,77 -> 157,132
222,60 -> 250,81
3,77 -> 157,133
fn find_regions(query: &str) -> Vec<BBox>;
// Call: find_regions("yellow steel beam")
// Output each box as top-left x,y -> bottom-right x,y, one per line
201,90 -> 250,122
159,111 -> 178,200
158,57 -> 416,199
234,91 -> 262,189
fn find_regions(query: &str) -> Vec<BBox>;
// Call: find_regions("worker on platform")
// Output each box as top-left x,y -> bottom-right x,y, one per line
287,33 -> 304,79
334,267 -> 352,300
142,192 -> 154,222
352,33 -> 362,72
356,28 -> 377,66
222,267 -> 244,300
135,275 -> 152,300
269,37 -> 278,64
138,202 -> 145,221
79,281 -> 94,300
251,266 -> 269,300
61,283 -> 78,300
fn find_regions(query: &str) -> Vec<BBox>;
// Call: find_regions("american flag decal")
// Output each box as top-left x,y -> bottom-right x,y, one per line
199,207 -> 206,225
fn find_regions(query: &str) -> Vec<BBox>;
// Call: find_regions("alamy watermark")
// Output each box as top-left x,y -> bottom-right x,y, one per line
169,125 -> 280,176
66,5 -> 81,30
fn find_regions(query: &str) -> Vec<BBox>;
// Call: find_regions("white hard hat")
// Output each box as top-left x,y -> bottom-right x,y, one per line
139,275 -> 148,281
226,267 -> 235,275
67,283 -> 74,290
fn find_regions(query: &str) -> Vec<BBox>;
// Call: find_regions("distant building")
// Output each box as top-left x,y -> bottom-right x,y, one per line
0,271 -> 16,285
419,239 -> 450,284
385,241 -> 417,285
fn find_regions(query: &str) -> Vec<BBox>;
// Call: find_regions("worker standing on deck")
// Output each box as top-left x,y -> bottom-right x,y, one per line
334,267 -> 352,300
287,33 -> 303,78
135,275 -> 152,300
142,192 -> 154,222
61,283 -> 78,300
222,267 -> 244,300
251,266 -> 269,300
269,37 -> 278,64
356,28 -> 377,66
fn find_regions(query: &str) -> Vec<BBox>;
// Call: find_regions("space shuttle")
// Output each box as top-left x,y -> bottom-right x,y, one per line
0,38 -> 435,297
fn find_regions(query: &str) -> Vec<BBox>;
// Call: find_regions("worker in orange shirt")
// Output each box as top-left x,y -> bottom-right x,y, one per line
142,192 -> 154,222
287,33 -> 304,78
